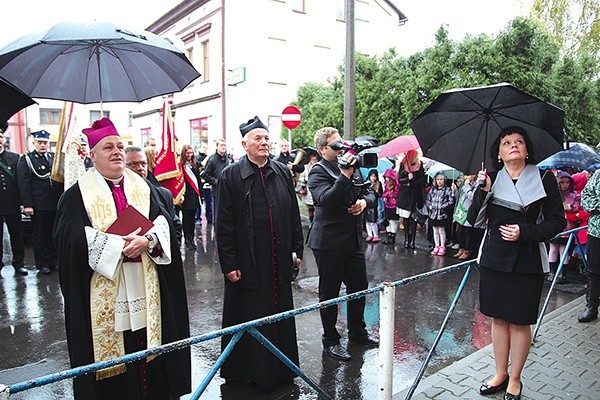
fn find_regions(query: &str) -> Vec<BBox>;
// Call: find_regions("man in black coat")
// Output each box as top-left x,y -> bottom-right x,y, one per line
216,116 -> 303,390
307,126 -> 379,362
202,138 -> 233,224
124,146 -> 183,246
0,129 -> 28,276
17,130 -> 64,274
275,139 -> 305,175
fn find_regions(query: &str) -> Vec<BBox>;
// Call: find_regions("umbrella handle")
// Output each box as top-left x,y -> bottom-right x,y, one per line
477,161 -> 486,188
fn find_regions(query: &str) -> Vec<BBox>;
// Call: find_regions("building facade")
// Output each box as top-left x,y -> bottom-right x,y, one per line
5,0 -> 406,157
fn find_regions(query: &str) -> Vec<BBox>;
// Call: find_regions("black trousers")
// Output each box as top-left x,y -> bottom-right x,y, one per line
181,209 -> 196,241
31,210 -> 57,269
312,249 -> 368,347
0,212 -> 25,268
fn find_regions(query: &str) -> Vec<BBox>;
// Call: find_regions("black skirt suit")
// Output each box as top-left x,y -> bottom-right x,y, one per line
468,169 -> 566,325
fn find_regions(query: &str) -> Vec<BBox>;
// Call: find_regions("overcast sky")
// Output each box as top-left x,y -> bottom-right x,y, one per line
1,0 -> 531,54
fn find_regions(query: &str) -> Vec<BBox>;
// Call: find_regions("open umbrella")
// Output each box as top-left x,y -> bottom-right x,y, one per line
379,134 -> 420,158
359,157 -> 393,179
426,162 -> 463,180
0,21 -> 200,105
410,82 -> 565,174
0,77 -> 36,122
537,142 -> 600,171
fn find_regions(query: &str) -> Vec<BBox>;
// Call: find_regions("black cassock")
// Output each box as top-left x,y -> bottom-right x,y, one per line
53,183 -> 191,400
220,164 -> 299,390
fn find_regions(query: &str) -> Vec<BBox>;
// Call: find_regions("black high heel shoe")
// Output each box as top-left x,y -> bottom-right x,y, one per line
503,382 -> 523,400
479,375 -> 509,395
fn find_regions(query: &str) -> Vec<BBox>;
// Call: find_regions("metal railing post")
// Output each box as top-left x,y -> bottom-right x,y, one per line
404,263 -> 473,400
533,232 -> 575,342
190,331 -> 243,399
378,282 -> 396,400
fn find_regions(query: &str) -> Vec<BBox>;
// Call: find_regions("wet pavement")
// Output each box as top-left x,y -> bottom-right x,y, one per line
0,216 -> 583,399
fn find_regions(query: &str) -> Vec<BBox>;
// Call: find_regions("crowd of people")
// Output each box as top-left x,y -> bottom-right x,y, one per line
2,119 -> 600,400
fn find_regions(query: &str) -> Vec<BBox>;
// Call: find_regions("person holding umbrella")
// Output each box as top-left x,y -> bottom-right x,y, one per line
396,149 -> 426,249
468,126 -> 565,400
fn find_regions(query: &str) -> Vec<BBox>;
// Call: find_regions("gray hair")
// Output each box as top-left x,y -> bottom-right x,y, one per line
125,146 -> 143,154
314,127 -> 339,149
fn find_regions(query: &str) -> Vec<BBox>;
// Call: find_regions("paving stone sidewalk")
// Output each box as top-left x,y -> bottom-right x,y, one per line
395,295 -> 599,400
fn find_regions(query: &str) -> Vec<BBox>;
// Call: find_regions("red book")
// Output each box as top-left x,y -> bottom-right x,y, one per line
105,205 -> 154,236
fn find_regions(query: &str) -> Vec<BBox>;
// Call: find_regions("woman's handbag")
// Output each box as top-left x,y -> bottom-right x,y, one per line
411,204 -> 428,225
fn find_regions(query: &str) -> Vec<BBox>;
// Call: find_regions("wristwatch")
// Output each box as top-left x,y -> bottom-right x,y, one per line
144,234 -> 155,250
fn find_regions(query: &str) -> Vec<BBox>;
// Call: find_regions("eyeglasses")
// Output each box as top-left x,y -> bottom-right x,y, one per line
126,161 -> 147,168
326,141 -> 347,151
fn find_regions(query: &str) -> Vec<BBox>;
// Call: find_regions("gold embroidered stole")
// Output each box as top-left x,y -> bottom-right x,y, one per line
78,169 -> 162,380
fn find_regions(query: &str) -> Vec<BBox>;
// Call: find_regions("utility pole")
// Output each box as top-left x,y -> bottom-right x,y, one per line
343,0 -> 356,141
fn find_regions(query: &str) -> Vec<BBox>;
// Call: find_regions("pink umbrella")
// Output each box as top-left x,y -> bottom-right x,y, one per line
379,135 -> 420,158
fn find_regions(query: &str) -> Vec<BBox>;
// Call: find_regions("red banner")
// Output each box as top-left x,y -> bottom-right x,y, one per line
154,99 -> 185,204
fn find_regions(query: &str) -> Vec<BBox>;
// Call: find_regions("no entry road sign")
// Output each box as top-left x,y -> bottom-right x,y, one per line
281,105 -> 302,129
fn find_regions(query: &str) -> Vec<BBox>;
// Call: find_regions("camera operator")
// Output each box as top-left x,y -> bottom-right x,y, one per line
307,127 -> 379,362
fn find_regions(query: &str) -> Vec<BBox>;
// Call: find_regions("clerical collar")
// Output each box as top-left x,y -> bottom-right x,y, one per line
105,176 -> 124,188
248,156 -> 268,168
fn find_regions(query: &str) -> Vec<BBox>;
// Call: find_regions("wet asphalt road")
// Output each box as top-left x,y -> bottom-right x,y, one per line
0,217 -> 582,399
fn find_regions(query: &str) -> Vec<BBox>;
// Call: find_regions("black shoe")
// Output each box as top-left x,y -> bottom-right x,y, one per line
555,274 -> 567,284
323,344 -> 351,361
14,266 -> 28,276
503,382 -> 522,400
578,307 -> 598,322
38,266 -> 51,275
349,335 -> 379,347
479,375 -> 509,395
185,239 -> 197,250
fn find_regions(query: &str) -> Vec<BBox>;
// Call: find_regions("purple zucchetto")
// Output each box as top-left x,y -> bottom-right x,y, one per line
82,118 -> 120,149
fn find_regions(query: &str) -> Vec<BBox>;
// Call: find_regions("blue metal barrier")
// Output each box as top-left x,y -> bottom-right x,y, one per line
1,226 -> 587,399
1,261 -> 475,399
533,225 -> 589,342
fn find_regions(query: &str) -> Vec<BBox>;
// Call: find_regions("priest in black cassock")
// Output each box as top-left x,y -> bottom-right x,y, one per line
216,116 -> 304,390
53,118 -> 191,400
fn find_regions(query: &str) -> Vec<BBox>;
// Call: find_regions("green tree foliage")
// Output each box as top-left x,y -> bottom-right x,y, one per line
531,0 -> 600,57
289,17 -> 600,148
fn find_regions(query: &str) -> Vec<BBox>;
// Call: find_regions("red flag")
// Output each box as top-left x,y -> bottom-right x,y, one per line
154,99 -> 185,204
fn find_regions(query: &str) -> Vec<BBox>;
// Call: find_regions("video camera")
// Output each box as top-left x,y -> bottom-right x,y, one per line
330,139 -> 379,170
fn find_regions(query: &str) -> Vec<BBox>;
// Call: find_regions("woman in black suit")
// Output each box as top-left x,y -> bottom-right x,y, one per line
395,149 -> 426,249
468,126 -> 565,400
180,144 -> 201,250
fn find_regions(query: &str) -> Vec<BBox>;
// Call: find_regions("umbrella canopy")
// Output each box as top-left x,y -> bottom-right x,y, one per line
426,162 -> 463,180
537,142 -> 600,171
410,82 -> 565,174
0,21 -> 200,104
360,157 -> 393,179
0,77 -> 36,122
379,135 -> 420,158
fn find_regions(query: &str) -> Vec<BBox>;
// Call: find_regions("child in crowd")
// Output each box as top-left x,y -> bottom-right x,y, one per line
382,168 -> 399,245
425,172 -> 455,256
365,169 -> 383,243
571,171 -> 591,272
547,170 -> 581,283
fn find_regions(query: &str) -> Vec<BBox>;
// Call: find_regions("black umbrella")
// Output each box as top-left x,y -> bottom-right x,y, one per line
0,77 -> 36,122
0,21 -> 200,105
410,82 -> 565,174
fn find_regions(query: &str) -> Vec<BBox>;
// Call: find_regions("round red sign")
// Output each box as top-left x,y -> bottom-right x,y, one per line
281,105 -> 302,129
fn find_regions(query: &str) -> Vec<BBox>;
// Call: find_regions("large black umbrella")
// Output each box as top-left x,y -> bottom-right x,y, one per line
410,82 -> 565,174
0,21 -> 200,105
0,77 -> 36,122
